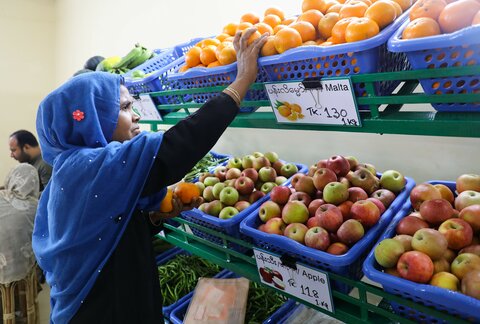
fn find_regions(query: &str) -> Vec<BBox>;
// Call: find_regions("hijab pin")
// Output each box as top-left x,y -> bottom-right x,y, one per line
73,109 -> 85,121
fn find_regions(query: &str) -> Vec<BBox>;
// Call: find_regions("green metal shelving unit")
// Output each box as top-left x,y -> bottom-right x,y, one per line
143,65 -> 479,323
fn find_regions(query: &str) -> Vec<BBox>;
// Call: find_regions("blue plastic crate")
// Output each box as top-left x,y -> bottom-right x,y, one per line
239,175 -> 415,293
123,37 -> 205,106
156,247 -> 225,319
257,11 -> 411,110
167,59 -> 270,113
363,180 -> 480,323
181,162 -> 308,252
388,21 -> 480,112
169,270 -> 296,324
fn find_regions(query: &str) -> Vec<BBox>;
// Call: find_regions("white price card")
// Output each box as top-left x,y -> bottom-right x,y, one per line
253,249 -> 334,313
133,94 -> 162,121
264,78 -> 361,127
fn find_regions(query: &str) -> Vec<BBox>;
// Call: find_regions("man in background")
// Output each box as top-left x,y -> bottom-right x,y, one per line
8,130 -> 52,192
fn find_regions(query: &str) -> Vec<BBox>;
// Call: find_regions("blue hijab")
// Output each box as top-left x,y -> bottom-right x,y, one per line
33,72 -> 166,323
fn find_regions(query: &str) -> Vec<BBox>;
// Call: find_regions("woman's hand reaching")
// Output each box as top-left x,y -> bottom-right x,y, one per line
149,194 -> 204,224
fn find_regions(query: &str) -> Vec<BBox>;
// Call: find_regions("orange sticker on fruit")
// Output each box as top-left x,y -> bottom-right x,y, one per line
265,78 -> 361,127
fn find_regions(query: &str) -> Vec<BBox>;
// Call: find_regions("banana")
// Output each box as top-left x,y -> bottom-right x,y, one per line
113,45 -> 144,70
128,46 -> 152,69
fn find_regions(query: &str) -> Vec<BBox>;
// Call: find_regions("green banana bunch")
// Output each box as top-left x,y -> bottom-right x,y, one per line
128,44 -> 153,69
112,44 -> 144,70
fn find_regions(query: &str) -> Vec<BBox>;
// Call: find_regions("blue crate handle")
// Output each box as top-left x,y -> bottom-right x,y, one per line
239,175 -> 415,267
362,180 -> 480,323
388,20 -> 480,52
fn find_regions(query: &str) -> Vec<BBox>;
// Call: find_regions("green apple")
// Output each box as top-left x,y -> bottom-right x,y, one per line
380,170 -> 406,193
195,181 -> 205,195
204,200 -> 223,216
374,238 -> 405,268
202,186 -> 215,202
219,206 -> 239,219
261,182 -> 277,194
280,163 -> 298,178
203,176 -> 220,187
219,187 -> 239,206
275,176 -> 288,185
212,182 -> 226,199
264,151 -> 279,163
451,253 -> 480,280
227,157 -> 242,169
258,201 -> 282,222
411,228 -> 448,261
252,151 -> 264,158
323,181 -> 349,205
241,155 -> 255,169
281,201 -> 309,224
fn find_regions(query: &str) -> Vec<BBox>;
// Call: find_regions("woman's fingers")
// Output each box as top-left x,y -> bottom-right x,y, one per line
233,30 -> 242,52
251,33 -> 269,53
239,27 -> 258,50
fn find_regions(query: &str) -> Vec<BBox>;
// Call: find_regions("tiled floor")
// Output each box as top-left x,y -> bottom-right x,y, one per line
38,283 -> 51,324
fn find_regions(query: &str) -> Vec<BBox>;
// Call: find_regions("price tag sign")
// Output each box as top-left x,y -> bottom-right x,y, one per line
264,78 -> 361,127
133,94 -> 162,121
253,249 -> 334,313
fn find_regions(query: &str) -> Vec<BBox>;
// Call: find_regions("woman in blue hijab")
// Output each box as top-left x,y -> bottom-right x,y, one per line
33,28 -> 268,323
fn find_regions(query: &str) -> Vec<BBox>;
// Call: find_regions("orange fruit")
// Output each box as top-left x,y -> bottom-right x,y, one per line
302,0 -> 324,12
224,36 -> 235,42
409,0 -> 447,20
302,40 -> 319,45
327,3 -> 344,13
298,9 -> 325,28
255,22 -> 274,35
174,182 -> 201,204
261,36 -> 279,56
274,27 -> 303,53
387,0 -> 404,15
207,61 -> 221,68
263,14 -> 282,28
218,46 -> 237,65
200,45 -> 217,66
347,0 -> 373,6
321,0 -> 341,12
185,46 -> 202,67
178,65 -> 189,73
473,10 -> 480,25
290,21 -> 317,42
365,1 -> 397,29
241,12 -> 260,24
215,41 -> 233,58
223,22 -> 239,36
265,7 -> 285,20
216,33 -> 231,42
339,1 -> 369,18
159,188 -> 174,212
402,17 -> 441,39
282,17 -> 297,25
318,12 -> 340,39
274,25 -> 287,34
331,17 -> 359,43
243,30 -> 262,45
438,0 -> 480,33
237,21 -> 253,31
345,17 -> 380,42
201,38 -> 221,48
392,0 -> 413,11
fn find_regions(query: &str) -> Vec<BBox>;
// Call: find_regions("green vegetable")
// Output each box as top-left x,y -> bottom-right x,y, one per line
157,254 -> 221,306
183,152 -> 229,183
245,281 -> 288,323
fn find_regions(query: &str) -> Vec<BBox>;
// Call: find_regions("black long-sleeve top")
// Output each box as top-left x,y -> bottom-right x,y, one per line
70,93 -> 238,324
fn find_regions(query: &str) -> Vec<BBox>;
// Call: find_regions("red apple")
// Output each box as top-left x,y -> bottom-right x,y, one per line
288,191 -> 312,207
461,270 -> 480,299
350,200 -> 381,228
307,164 -> 318,177
346,168 -> 379,194
397,251 -> 434,283
411,228 -> 448,260
419,199 -> 455,225
270,186 -> 291,205
434,184 -> 455,205
284,223 -> 309,244
457,174 -> 480,193
316,159 -> 328,168
304,226 -> 330,250
241,168 -> 259,183
312,168 -> 337,191
225,167 -> 242,180
366,197 -> 386,215
258,224 -> 266,232
451,253 -> 480,280
307,199 -> 325,217
290,173 -> 305,188
430,272 -> 459,291
371,189 -> 396,208
326,242 -> 349,255
326,155 -> 350,177
337,219 -> 365,245
337,200 -> 353,219
345,156 -> 358,171
315,204 -> 343,232
213,166 -> 227,182
460,244 -> 480,256
395,216 -> 429,236
258,201 -> 282,223
259,267 -> 274,283
282,201 -> 309,224
438,218 -> 473,250
249,190 -> 265,204
252,156 -> 271,171
348,187 -> 368,202
410,183 -> 442,211
199,172 -> 214,183
393,234 -> 413,251
234,200 -> 251,212
459,204 -> 480,233
374,238 -> 405,268
235,176 -> 255,195
294,175 -> 316,197
455,190 -> 480,211
272,160 -> 284,175
263,217 -> 286,235
432,258 -> 450,274
306,216 -> 322,228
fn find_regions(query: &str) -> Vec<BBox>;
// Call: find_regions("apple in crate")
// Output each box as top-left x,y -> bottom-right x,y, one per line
227,157 -> 242,169
459,205 -> 480,233
433,258 -> 450,274
393,234 -> 413,251
282,201 -> 309,224
371,189 -> 396,208
434,184 -> 455,205
374,238 -> 405,268
308,198 -> 325,217
204,176 -> 220,187
419,199 -> 455,225
355,163 -> 376,176
219,206 -> 239,220
323,182 -> 349,205
327,242 -> 349,255
290,173 -> 305,188
457,174 -> 480,193
235,176 -> 255,196
280,163 -> 298,178
264,151 -> 279,163
461,270 -> 480,299
203,186 -> 215,202
241,168 -> 258,183
455,190 -> 480,211
411,228 -> 448,261
395,215 -> 429,236
294,176 -> 316,196
241,155 -> 255,169
326,155 -> 350,177
350,200 -> 380,228
345,156 -> 358,171
263,217 -> 286,235
460,244 -> 480,256
226,168 -> 242,180
366,197 -> 386,214
315,204 -> 343,232
258,201 -> 282,223
451,253 -> 480,280
214,166 -> 227,182
438,218 -> 473,250
269,186 -> 291,205
379,170 -> 406,193
346,168 -> 379,195
205,200 -> 223,217
253,156 -> 271,171
249,191 -> 265,204
219,187 -> 239,206
258,166 -> 277,183
261,182 -> 277,194
234,200 -> 250,212
289,191 -> 312,207
313,168 -> 337,191
337,219 -> 364,245
275,176 -> 288,185
410,183 -> 442,211
212,183 -> 226,199
348,187 -> 368,203
272,160 -> 284,175
284,223 -> 309,244
430,272 -> 460,291
397,251 -> 434,283
304,226 -> 330,251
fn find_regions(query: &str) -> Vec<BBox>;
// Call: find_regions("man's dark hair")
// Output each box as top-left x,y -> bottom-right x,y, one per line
10,130 -> 39,148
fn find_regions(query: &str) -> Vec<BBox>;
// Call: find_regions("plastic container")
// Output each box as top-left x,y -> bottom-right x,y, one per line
240,175 -> 415,293
363,181 -> 480,323
123,37 -> 205,106
156,247 -> 225,319
257,11 -> 411,109
169,271 -> 296,324
388,21 -> 480,112
180,162 -> 308,252
167,60 -> 269,113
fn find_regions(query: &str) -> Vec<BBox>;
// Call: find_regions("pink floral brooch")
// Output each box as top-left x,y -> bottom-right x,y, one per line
73,110 -> 85,121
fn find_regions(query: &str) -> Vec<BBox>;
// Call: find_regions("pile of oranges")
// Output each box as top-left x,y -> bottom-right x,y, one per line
179,0 -> 413,73
402,0 -> 480,39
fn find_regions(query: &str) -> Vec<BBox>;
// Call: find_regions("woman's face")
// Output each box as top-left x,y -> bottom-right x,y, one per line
111,85 -> 141,142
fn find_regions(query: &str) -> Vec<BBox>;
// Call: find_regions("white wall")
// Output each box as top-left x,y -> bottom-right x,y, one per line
40,0 -> 480,183
0,0 -> 56,181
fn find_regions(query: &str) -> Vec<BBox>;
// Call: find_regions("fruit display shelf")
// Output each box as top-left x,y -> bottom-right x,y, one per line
139,65 -> 480,138
156,217 -> 469,324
